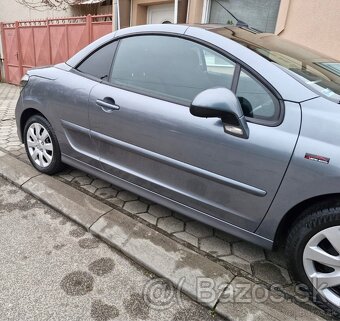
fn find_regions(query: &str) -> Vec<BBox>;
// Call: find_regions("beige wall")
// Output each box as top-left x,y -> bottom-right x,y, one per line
186,0 -> 204,24
131,0 -> 170,26
276,0 -> 340,60
0,0 -> 75,22
118,0 -> 131,28
0,1 -> 112,23
115,0 -> 188,28
116,0 -> 201,28
130,0 -> 187,26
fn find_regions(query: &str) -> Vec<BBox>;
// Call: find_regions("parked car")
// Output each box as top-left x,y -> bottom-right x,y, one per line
16,24 -> 340,315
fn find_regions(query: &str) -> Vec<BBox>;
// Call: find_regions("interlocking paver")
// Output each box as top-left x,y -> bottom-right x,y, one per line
232,241 -> 266,262
173,231 -> 198,247
107,197 -> 124,208
219,255 -> 252,274
157,216 -> 184,234
137,212 -> 157,225
199,236 -> 231,257
58,173 -> 74,182
214,229 -> 241,243
173,211 -> 192,222
92,178 -> 110,189
72,176 -> 93,186
123,200 -> 148,214
185,221 -> 213,238
95,187 -> 118,199
81,184 -> 97,194
148,204 -> 172,218
139,197 -> 155,205
252,261 -> 292,285
69,169 -> 86,178
117,191 -> 138,201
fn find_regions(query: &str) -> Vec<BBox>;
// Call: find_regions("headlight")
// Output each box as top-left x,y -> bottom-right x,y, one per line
20,74 -> 30,87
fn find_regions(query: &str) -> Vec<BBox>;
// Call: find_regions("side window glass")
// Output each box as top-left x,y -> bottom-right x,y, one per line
237,70 -> 279,121
77,42 -> 116,81
110,35 -> 235,104
203,48 -> 235,82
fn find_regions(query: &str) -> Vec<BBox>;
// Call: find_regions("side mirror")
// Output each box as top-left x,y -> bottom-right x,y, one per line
190,88 -> 249,139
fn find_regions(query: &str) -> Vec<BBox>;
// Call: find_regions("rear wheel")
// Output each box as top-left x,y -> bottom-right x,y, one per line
286,205 -> 340,317
24,115 -> 63,174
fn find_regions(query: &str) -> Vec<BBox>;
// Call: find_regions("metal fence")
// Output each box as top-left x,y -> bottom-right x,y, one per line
0,14 -> 113,85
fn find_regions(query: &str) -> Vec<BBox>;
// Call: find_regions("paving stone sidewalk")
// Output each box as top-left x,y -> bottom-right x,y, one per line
0,83 -> 324,316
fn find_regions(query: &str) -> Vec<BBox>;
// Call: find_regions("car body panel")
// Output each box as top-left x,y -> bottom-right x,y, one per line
61,152 -> 274,248
18,67 -> 100,167
88,81 -> 301,231
257,96 -> 340,240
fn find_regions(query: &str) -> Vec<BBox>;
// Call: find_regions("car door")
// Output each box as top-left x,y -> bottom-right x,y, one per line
88,35 -> 301,231
54,42 -> 117,167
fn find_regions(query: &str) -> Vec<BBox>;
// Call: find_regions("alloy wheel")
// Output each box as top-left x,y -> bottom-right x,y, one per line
303,225 -> 340,307
26,122 -> 54,168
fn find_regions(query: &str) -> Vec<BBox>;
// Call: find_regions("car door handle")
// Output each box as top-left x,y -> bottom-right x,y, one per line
96,98 -> 120,113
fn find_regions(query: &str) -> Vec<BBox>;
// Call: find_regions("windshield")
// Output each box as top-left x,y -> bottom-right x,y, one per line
212,27 -> 340,103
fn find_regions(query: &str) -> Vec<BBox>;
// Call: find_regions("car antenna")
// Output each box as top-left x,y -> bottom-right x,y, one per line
214,0 -> 249,28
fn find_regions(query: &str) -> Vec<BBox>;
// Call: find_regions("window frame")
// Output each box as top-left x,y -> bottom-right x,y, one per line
235,67 -> 282,126
72,41 -> 119,82
71,32 -> 284,127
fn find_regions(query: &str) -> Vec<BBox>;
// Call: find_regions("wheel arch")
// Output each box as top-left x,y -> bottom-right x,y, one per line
20,108 -> 47,142
274,193 -> 340,249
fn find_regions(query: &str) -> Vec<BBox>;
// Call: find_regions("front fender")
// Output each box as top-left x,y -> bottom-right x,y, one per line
257,97 -> 340,241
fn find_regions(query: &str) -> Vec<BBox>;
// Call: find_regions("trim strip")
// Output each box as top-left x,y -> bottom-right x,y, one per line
62,153 -> 273,249
91,130 -> 267,197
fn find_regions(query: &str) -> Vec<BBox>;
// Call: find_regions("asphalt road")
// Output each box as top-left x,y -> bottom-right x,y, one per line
0,176 -> 223,321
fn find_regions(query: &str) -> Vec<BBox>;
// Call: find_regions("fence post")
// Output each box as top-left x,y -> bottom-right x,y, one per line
46,18 -> 52,64
31,24 -> 37,67
15,21 -> 24,80
86,14 -> 93,44
0,22 -> 9,82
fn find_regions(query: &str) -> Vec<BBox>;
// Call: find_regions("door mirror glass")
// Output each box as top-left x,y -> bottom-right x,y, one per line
190,88 -> 249,139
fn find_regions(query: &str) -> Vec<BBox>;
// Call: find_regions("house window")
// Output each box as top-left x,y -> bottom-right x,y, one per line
209,0 -> 281,33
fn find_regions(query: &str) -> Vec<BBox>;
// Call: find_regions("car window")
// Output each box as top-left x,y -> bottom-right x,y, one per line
202,49 -> 235,77
236,69 -> 279,121
77,42 -> 116,81
110,35 -> 236,105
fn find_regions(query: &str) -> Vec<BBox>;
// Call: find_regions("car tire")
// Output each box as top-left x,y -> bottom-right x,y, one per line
286,203 -> 340,317
24,115 -> 63,175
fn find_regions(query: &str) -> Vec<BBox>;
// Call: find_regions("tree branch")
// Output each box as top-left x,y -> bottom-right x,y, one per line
15,0 -> 80,11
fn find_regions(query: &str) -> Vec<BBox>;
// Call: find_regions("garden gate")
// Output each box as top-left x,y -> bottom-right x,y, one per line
0,14 -> 113,85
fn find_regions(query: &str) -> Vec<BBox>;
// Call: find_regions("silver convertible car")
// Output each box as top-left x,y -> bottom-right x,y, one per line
16,24 -> 340,314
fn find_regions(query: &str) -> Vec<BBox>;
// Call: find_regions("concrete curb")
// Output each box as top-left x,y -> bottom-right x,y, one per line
0,151 -> 232,310
0,151 -> 328,320
91,208 -> 234,308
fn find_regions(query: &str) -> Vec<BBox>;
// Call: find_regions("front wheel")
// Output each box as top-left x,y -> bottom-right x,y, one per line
286,205 -> 340,317
24,115 -> 63,175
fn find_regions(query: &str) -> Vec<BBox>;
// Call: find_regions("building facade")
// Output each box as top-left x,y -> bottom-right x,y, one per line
1,0 -> 339,81
113,0 -> 340,60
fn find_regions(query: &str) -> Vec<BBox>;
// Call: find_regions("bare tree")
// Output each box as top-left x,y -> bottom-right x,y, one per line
15,0 -> 80,11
